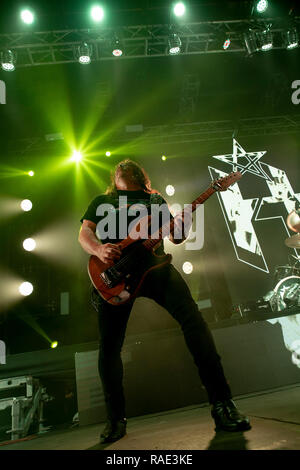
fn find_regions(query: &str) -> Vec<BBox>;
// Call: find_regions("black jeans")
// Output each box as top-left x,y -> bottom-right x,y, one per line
91,264 -> 232,421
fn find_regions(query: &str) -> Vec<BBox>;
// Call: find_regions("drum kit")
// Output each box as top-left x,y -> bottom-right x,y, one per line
266,209 -> 300,312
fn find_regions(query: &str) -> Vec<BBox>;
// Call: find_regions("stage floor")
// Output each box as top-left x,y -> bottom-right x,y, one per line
1,384 -> 299,451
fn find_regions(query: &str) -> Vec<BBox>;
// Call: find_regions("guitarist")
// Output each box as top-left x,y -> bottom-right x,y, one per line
78,159 -> 250,443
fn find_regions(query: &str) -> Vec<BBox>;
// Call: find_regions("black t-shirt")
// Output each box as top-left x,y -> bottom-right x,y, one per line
80,189 -> 172,252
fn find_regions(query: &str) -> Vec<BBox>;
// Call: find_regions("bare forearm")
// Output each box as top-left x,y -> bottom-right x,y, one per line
78,226 -> 101,255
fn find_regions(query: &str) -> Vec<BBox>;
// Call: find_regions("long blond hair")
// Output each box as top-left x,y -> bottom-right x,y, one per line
105,159 -> 152,196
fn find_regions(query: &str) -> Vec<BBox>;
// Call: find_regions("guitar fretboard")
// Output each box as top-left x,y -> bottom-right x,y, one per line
142,186 -> 216,250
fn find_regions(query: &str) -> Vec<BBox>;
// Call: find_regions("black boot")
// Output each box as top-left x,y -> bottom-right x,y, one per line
211,399 -> 251,432
100,418 -> 127,443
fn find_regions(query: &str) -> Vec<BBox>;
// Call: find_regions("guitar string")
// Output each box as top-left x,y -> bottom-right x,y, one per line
103,181 -> 239,273
107,190 -> 214,272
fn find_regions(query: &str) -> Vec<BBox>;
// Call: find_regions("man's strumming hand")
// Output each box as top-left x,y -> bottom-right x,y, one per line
94,243 -> 122,264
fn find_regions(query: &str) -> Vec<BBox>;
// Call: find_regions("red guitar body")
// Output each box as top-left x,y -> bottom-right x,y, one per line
88,231 -> 172,306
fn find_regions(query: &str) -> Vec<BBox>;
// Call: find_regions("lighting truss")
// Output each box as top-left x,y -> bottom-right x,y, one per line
118,114 -> 300,145
4,114 -> 300,155
0,17 -> 299,67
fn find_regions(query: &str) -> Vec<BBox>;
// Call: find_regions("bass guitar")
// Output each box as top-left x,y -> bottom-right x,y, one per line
88,171 -> 242,305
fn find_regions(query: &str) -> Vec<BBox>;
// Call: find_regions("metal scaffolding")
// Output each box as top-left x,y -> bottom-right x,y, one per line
5,114 -> 300,155
0,17 -> 299,67
118,114 -> 300,144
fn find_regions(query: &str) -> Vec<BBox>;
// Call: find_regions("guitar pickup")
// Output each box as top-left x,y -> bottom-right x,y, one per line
100,272 -> 114,288
101,267 -> 123,287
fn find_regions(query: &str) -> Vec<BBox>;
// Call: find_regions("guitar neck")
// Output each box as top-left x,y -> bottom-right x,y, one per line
142,186 -> 216,250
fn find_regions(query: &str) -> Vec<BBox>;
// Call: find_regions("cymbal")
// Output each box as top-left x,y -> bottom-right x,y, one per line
285,233 -> 300,249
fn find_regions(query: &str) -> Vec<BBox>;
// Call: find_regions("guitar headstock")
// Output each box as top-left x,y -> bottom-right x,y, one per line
211,171 -> 242,192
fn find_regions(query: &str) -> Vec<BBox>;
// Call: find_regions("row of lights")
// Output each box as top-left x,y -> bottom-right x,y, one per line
10,2 -> 272,27
244,27 -> 299,54
223,27 -> 298,52
77,31 -> 184,63
15,2 -> 271,27
162,183 -> 194,275
2,1 -> 289,70
19,198 -> 35,297
18,197 -> 57,348
2,26 -> 298,71
17,3 -> 186,26
2,2 -> 185,69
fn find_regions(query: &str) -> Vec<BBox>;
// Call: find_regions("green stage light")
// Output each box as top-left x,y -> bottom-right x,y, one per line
105,151 -> 111,156
286,29 -> 299,50
51,341 -> 58,349
112,39 -> 123,57
78,43 -> 92,64
256,0 -> 268,13
20,9 -> 34,24
173,2 -> 186,17
91,5 -> 104,22
70,150 -> 83,162
1,50 -> 16,72
28,170 -> 34,176
168,33 -> 182,55
261,29 -> 273,51
162,155 -> 167,161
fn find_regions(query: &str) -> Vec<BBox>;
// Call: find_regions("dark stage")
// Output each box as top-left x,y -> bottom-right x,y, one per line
0,385 -> 299,450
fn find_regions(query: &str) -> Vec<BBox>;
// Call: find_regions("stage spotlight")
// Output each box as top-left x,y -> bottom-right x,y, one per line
20,199 -> 32,212
260,29 -> 273,51
168,33 -> 182,55
20,9 -> 34,24
1,50 -> 16,72
244,31 -> 258,55
19,282 -> 33,296
182,262 -> 193,274
112,39 -> 123,57
286,29 -> 299,50
70,150 -> 83,162
105,151 -> 111,156
78,43 -> 92,64
51,341 -> 58,349
91,5 -> 104,22
23,238 -> 36,252
28,170 -> 34,176
162,155 -> 167,161
256,0 -> 268,13
223,38 -> 231,50
166,185 -> 175,196
173,2 -> 186,17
